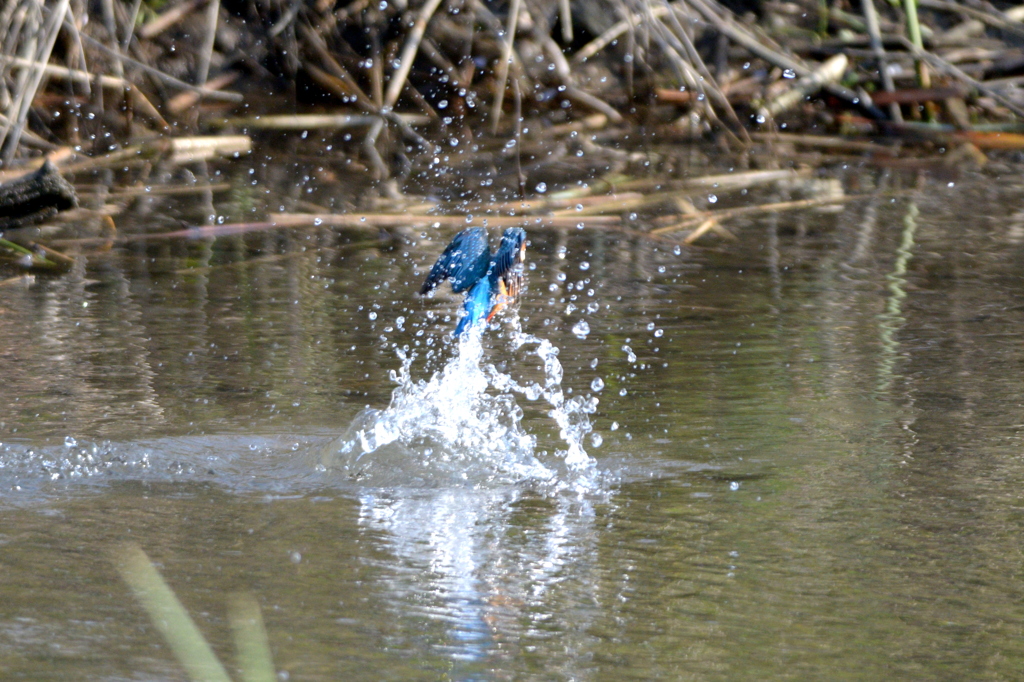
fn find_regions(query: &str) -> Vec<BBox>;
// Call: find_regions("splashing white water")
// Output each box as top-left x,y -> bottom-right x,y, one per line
323,324 -> 597,488
489,328 -> 597,470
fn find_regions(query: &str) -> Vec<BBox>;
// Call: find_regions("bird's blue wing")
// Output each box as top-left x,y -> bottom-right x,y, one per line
420,227 -> 490,295
488,227 -> 526,284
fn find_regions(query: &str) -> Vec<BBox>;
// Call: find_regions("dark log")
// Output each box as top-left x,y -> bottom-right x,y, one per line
0,160 -> 78,232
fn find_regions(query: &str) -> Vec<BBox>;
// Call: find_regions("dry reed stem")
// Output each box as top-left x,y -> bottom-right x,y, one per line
272,212 -> 622,229
684,0 -> 808,77
750,132 -> 896,154
68,26 -> 243,103
196,0 -> 221,87
659,0 -> 747,142
683,218 -> 736,244
206,113 -> 430,130
0,54 -> 125,91
648,194 -> 858,235
760,53 -> 848,120
167,71 -> 240,114
138,0 -> 208,39
557,168 -> 812,216
490,0 -> 524,132
0,54 -> 167,130
31,240 -> 75,267
574,6 -> 671,63
897,36 -> 1024,119
384,0 -> 446,110
920,0 -> 1024,41
106,183 -> 232,199
860,0 -> 902,123
47,213 -> 624,249
168,135 -> 251,163
298,23 -> 376,110
99,0 -> 124,80
0,275 -> 34,288
363,118 -> 388,178
0,148 -> 75,182
1,0 -> 70,164
48,135 -> 248,170
5,0 -> 1023,173
539,34 -> 624,123
559,0 -> 573,43
465,192 -> 646,214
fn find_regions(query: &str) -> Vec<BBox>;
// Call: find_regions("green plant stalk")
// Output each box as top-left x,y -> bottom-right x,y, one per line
0,237 -> 59,270
0,237 -> 35,257
229,593 -> 276,682
904,0 -> 924,50
113,543 -> 233,682
903,0 -> 934,118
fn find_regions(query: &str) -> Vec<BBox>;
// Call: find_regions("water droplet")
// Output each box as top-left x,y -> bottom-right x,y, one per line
730,481 -> 740,491
368,312 -> 378,320
783,69 -> 796,79
572,320 -> 590,338
591,377 -> 604,392
580,262 -> 590,271
536,182 -> 548,193
590,432 -> 603,447
64,436 -> 77,448
622,344 -> 637,363
619,388 -> 627,396
708,194 -> 718,204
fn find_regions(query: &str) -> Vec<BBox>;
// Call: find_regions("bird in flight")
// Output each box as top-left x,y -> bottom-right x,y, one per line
419,227 -> 527,336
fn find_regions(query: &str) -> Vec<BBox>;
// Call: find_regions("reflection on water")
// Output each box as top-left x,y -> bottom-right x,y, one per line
355,487 -> 603,673
4,157 -> 1024,678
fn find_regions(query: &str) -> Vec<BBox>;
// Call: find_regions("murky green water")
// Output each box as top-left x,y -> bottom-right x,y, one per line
3,151 -> 1024,680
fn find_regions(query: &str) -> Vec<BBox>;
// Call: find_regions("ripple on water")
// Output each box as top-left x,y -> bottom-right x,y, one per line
0,326 -> 605,501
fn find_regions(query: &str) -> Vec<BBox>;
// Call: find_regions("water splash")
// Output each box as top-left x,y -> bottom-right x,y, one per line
323,323 -> 598,488
490,327 -> 598,470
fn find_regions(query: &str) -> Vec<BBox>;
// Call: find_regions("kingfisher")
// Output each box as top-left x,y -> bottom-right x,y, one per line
419,227 -> 527,336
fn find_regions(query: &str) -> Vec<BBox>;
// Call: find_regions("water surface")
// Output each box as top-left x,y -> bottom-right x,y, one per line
2,151 -> 1024,680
